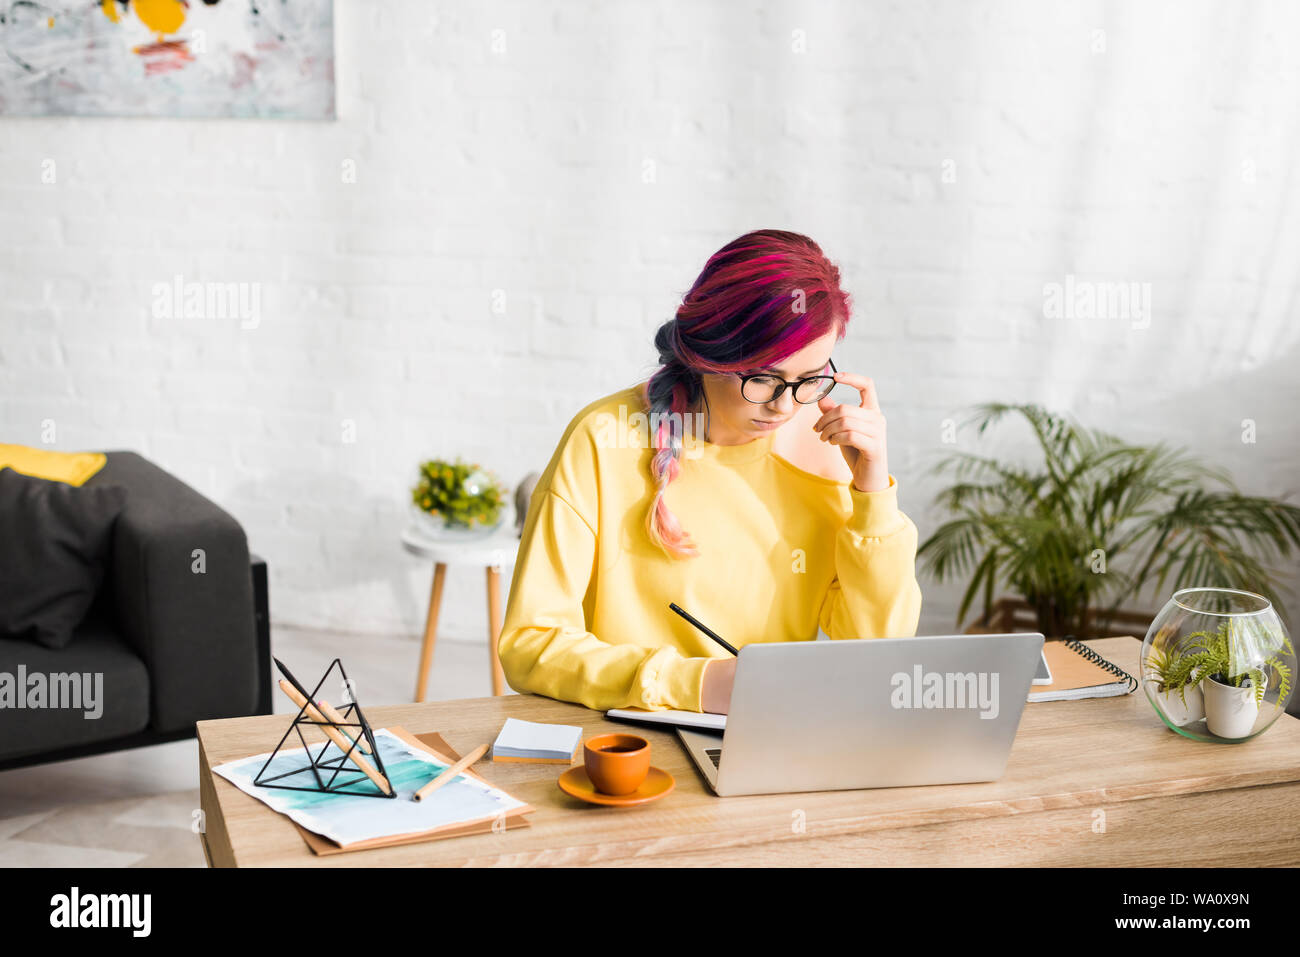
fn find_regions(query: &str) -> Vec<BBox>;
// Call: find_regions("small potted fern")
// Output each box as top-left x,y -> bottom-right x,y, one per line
1168,618 -> 1296,738
1141,637 -> 1205,728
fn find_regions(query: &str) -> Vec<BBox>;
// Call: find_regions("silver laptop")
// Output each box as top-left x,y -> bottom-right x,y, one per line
677,632 -> 1044,796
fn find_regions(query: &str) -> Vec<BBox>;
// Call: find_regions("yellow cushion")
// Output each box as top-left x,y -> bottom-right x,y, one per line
0,444 -> 107,487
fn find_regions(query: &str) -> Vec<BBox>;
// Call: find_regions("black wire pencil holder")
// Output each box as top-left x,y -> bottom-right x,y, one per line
253,657 -> 396,799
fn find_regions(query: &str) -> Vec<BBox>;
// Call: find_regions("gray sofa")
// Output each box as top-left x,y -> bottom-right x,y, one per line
0,451 -> 270,769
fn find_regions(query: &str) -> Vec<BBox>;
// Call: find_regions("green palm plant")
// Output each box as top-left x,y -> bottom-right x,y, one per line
917,403 -> 1300,638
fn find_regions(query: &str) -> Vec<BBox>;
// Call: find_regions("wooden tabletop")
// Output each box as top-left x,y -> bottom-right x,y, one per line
197,637 -> 1300,866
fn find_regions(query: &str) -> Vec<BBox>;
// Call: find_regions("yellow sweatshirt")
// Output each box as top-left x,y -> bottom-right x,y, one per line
498,383 -> 924,713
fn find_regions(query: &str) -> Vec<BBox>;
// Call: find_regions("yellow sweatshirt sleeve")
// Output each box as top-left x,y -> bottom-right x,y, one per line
497,485 -> 712,713
819,474 -> 923,641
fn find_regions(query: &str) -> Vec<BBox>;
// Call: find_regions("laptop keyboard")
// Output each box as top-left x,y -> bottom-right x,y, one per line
705,748 -> 722,768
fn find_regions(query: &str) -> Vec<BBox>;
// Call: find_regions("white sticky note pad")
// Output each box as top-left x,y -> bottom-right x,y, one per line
492,717 -> 583,759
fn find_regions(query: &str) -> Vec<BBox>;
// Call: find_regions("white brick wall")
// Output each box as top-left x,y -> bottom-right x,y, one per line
4,0 -> 1299,649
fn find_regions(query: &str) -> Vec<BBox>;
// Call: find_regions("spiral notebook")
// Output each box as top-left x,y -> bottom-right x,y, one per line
1029,638 -> 1137,702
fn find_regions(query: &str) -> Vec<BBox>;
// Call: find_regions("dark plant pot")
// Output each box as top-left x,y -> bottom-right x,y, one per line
962,596 -> 1153,640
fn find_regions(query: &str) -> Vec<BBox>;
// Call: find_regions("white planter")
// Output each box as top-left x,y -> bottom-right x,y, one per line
1203,674 -> 1262,739
1149,679 -> 1205,728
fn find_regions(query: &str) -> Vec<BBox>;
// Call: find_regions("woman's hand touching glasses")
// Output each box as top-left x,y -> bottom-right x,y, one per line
811,371 -> 890,494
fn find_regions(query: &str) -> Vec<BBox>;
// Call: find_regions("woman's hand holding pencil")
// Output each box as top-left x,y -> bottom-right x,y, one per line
701,658 -> 736,715
670,602 -> 737,715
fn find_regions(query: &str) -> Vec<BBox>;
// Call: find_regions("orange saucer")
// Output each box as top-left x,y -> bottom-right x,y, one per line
558,766 -> 675,806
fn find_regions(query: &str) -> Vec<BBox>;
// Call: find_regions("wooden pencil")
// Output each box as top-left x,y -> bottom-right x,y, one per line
412,743 -> 490,802
314,696 -> 373,754
277,679 -> 393,796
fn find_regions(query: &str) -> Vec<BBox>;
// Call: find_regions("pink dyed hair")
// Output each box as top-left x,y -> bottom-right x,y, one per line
640,229 -> 852,559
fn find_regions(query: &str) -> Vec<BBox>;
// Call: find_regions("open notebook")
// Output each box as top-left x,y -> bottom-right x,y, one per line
606,707 -> 727,731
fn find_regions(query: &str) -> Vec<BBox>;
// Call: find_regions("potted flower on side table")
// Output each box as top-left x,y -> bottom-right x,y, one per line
411,458 -> 512,542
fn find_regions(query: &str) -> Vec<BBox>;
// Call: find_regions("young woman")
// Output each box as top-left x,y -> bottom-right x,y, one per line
498,229 -> 923,714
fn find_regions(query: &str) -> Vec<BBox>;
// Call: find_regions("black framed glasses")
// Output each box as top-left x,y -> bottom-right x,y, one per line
738,358 -> 837,404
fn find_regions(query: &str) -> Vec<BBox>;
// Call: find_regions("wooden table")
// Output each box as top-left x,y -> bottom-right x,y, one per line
197,637 -> 1300,866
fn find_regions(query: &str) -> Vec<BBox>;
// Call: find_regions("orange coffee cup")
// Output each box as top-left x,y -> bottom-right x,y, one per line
583,733 -> 650,795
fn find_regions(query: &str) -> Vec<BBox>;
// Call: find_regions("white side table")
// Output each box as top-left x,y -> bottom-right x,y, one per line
401,524 -> 521,702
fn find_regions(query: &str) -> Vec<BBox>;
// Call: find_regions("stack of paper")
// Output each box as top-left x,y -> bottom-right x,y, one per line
491,717 -> 582,763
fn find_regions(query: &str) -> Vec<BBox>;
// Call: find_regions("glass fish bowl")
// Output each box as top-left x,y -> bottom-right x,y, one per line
1140,587 -> 1295,743
411,500 -> 513,542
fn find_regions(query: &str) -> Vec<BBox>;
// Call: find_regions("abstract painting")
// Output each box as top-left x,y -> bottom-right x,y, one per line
213,728 -> 530,846
0,0 -> 334,118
